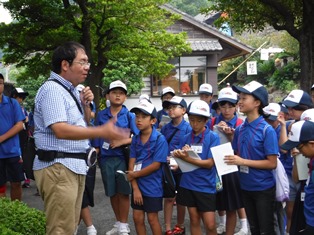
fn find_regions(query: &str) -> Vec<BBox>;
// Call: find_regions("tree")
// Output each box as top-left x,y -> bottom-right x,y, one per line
0,0 -> 191,106
169,0 -> 211,16
205,0 -> 314,92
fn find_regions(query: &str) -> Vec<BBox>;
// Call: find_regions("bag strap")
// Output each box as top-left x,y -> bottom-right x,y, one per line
49,79 -> 83,114
166,129 -> 179,144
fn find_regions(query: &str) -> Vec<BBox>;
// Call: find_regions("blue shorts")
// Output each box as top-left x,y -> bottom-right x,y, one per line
99,156 -> 131,197
288,175 -> 300,201
176,186 -> 216,212
131,195 -> 163,213
0,157 -> 25,185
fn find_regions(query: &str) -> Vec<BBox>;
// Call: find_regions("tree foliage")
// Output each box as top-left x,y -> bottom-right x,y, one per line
169,0 -> 211,16
204,0 -> 314,92
0,0 -> 191,106
218,31 -> 299,92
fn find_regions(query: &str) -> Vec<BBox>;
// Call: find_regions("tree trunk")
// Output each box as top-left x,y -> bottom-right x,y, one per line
86,64 -> 106,113
299,0 -> 314,92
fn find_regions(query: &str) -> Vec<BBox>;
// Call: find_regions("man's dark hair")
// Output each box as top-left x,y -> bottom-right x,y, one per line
0,73 -> 4,80
51,41 -> 86,74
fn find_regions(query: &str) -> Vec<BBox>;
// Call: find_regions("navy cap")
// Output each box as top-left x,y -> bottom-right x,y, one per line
282,90 -> 312,108
232,81 -> 268,107
281,120 -> 314,150
162,96 -> 187,109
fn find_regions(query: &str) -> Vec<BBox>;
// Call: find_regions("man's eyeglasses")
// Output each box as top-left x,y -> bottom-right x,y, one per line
72,61 -> 91,67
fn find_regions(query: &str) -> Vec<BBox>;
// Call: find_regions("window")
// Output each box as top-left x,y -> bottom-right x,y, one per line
152,56 -> 206,96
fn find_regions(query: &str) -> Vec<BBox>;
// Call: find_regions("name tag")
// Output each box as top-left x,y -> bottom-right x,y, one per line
102,142 -> 110,150
240,166 -> 249,174
301,192 -> 305,202
191,144 -> 202,153
134,162 -> 142,171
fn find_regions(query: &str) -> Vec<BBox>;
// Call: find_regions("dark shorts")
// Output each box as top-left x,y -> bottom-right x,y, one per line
131,195 -> 163,213
99,156 -> 131,197
216,172 -> 244,211
0,157 -> 25,186
82,165 -> 96,208
176,186 -> 216,212
173,173 -> 182,191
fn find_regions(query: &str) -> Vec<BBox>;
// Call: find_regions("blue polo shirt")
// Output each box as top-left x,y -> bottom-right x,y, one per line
209,113 -> 242,130
130,128 -> 168,197
275,123 -> 293,177
92,105 -> 139,159
304,168 -> 314,227
232,116 -> 279,191
161,119 -> 192,154
178,127 -> 220,194
155,109 -> 169,129
0,95 -> 25,158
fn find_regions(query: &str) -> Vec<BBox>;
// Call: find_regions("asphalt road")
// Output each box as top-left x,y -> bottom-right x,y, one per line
20,167 -> 245,235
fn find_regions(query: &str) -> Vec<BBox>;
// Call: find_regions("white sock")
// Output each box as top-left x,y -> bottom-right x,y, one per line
219,214 -> 226,226
87,225 -> 96,230
240,218 -> 248,232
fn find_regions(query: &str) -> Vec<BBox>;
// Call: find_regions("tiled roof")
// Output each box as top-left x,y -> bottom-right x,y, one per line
188,39 -> 223,51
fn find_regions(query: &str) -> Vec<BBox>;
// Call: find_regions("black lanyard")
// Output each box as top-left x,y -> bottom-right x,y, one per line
50,79 -> 83,114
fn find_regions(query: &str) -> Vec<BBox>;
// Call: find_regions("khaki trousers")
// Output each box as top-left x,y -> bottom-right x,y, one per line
34,163 -> 85,235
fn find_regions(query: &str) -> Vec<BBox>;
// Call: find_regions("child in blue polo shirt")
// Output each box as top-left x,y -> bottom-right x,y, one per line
281,120 -> 314,235
161,96 -> 192,235
172,99 -> 220,235
210,87 -> 248,235
92,80 -> 139,235
0,74 -> 25,201
224,81 -> 279,235
127,101 -> 168,235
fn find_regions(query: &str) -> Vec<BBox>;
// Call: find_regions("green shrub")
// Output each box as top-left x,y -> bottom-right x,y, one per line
0,223 -> 21,235
0,198 -> 46,235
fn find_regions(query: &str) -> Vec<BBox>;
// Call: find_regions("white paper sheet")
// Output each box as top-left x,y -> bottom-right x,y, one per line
211,142 -> 238,176
173,149 -> 201,172
295,153 -> 310,181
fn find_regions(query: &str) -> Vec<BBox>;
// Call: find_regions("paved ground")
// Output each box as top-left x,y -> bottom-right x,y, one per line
19,167 -> 246,235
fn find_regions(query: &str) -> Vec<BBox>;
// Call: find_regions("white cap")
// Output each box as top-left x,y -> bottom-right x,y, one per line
162,87 -> 175,96
187,100 -> 210,118
139,94 -> 151,103
263,103 -> 281,121
108,80 -> 127,94
300,108 -> 314,122
76,84 -> 85,92
199,83 -> 213,95
130,100 -> 157,118
217,87 -> 238,103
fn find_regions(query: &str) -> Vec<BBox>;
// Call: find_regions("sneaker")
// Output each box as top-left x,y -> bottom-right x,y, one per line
119,224 -> 129,235
216,224 -> 226,234
106,226 -> 118,235
22,183 -> 30,188
87,225 -> 97,235
234,228 -> 248,235
172,225 -> 185,235
165,230 -> 173,235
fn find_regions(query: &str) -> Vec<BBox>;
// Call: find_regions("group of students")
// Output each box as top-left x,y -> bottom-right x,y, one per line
94,78 -> 314,235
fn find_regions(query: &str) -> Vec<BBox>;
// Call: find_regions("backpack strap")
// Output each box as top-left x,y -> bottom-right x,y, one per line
235,118 -> 243,127
210,117 -> 216,130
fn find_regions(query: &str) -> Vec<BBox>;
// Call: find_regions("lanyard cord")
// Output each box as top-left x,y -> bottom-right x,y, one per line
237,119 -> 263,159
191,129 -> 205,144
